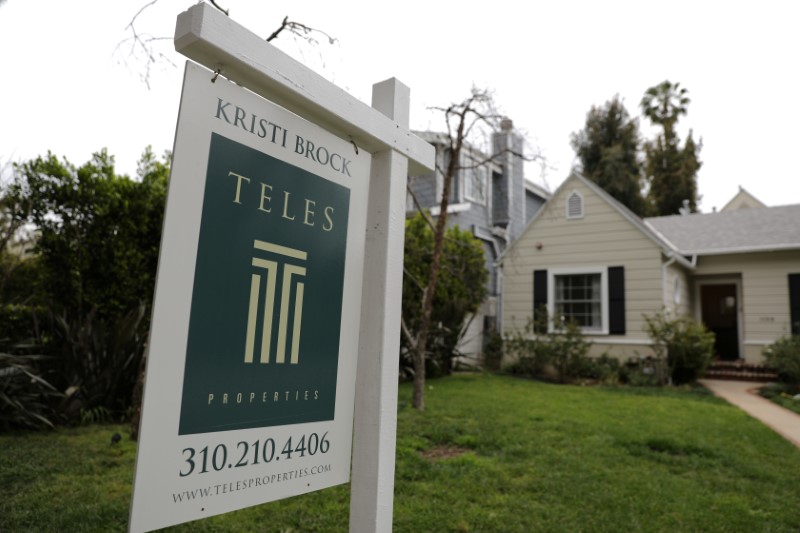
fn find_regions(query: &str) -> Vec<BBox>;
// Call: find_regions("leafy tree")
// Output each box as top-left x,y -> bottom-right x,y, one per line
9,148 -> 168,322
401,212 -> 487,379
570,96 -> 648,216
5,147 -> 169,419
0,161 -> 35,304
640,81 -> 702,215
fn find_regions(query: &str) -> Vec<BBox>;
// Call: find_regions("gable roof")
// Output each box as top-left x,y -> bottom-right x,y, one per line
525,179 -> 551,201
645,204 -> 800,255
720,187 -> 766,211
501,172 -> 800,265
499,173 -> 689,266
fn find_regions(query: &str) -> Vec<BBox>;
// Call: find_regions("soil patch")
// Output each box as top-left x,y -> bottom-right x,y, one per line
419,445 -> 470,462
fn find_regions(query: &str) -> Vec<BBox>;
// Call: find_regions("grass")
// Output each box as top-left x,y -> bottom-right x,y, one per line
759,382 -> 800,415
2,373 -> 800,532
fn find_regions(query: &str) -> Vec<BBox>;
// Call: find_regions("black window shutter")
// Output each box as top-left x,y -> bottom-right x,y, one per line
608,266 -> 625,335
533,270 -> 548,334
790,274 -> 800,335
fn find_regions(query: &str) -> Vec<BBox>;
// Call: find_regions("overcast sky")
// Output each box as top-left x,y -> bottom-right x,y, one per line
1,0 -> 798,212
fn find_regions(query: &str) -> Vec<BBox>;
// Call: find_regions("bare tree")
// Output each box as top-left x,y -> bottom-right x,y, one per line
116,1 -> 337,89
402,88 -> 535,411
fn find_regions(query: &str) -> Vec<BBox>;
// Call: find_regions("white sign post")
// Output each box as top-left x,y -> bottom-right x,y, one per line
129,4 -> 433,533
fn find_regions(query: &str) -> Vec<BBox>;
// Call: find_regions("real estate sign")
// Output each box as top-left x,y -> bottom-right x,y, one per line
129,61 -> 370,532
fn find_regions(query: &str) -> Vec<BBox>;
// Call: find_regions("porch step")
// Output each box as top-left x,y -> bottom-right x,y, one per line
704,360 -> 779,382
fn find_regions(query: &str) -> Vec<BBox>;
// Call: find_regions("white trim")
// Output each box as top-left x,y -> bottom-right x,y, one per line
430,202 -> 471,216
744,339 -> 773,346
677,243 -> 800,256
525,179 -> 551,200
548,266 -> 609,335
463,159 -> 489,206
661,255 -> 677,309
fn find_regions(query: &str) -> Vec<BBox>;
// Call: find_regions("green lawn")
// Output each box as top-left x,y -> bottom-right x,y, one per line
2,373 -> 800,532
759,383 -> 800,415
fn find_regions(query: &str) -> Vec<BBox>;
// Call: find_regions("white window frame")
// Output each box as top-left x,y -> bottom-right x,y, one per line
463,157 -> 488,206
566,190 -> 584,219
548,266 -> 609,334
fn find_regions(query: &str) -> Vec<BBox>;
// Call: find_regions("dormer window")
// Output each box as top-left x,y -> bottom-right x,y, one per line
566,190 -> 584,219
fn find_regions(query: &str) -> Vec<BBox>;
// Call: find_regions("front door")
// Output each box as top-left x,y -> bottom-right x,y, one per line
700,284 -> 740,361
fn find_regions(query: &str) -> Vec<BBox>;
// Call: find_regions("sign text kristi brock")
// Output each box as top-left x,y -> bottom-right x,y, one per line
214,98 -> 354,177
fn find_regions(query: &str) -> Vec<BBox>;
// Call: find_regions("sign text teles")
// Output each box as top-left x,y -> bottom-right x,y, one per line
215,98 -> 353,177
227,171 -> 336,231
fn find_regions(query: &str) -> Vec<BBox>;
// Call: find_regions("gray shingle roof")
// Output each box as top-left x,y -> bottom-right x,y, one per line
644,204 -> 800,255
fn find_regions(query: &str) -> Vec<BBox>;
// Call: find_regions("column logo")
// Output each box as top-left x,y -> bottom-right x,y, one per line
244,240 -> 307,365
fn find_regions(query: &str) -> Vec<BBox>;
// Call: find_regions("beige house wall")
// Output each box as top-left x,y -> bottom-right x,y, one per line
500,175 -> 799,367
693,250 -> 800,363
664,261 -> 694,316
501,178 -> 668,362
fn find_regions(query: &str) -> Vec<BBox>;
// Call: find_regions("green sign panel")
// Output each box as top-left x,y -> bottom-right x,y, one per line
179,133 -> 350,434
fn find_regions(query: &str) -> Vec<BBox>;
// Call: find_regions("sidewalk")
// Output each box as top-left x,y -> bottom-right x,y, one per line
699,379 -> 800,448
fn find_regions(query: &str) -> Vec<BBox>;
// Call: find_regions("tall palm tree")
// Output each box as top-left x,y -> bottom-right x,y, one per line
640,80 -> 690,141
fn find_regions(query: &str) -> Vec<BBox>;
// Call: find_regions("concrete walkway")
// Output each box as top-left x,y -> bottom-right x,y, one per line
699,379 -> 800,448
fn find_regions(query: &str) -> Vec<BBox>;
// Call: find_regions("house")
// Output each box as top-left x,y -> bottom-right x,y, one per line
720,186 -> 767,211
499,173 -> 800,364
407,118 -> 550,359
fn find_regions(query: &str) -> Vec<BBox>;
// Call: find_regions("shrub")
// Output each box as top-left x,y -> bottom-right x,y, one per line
503,318 -> 546,377
0,304 -> 46,354
482,330 -> 503,371
619,356 -> 667,387
758,382 -> 800,415
503,314 -> 593,383
3,149 -> 168,429
643,312 -> 715,385
49,304 -> 147,421
763,334 -> 800,385
547,318 -> 593,383
583,353 -> 622,384
0,352 -> 62,430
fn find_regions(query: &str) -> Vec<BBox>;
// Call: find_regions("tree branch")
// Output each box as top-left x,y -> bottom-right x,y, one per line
118,2 -> 337,89
208,0 -> 229,15
400,316 -> 417,349
266,16 -> 338,45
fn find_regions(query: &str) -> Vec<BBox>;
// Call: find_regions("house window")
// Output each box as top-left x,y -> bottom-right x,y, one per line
464,162 -> 488,205
535,266 -> 623,335
554,273 -> 603,329
566,191 -> 584,219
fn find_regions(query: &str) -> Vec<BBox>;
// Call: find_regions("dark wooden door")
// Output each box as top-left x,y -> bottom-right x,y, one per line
700,284 -> 739,360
